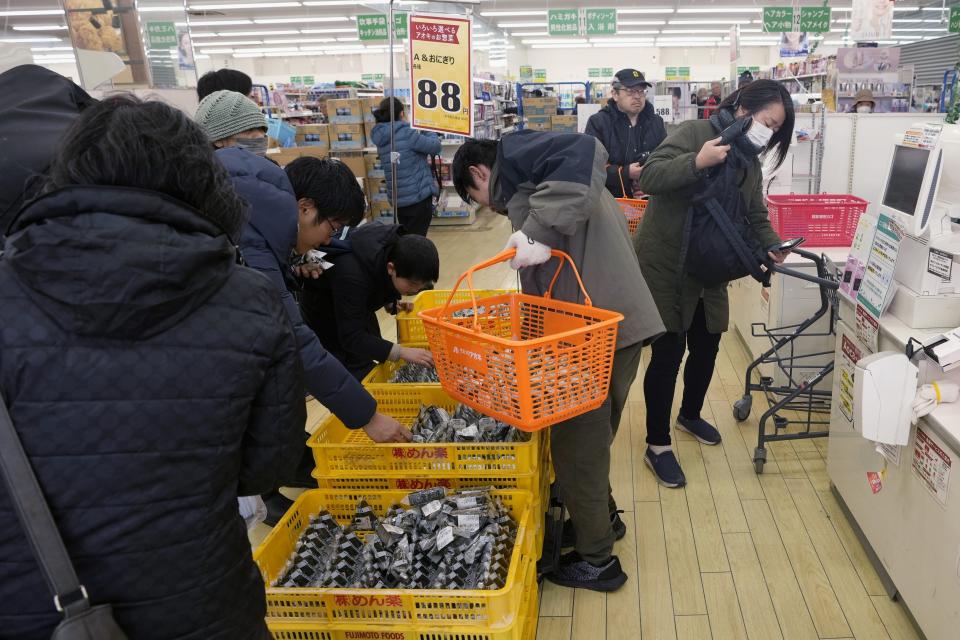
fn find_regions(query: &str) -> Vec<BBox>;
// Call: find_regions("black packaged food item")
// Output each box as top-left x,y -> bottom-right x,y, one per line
390,362 -> 441,383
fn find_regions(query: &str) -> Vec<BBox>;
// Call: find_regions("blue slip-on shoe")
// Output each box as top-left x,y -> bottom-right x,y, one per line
644,447 -> 687,488
676,415 -> 722,445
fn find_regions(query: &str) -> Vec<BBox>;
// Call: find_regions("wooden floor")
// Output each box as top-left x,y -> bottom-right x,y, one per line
260,210 -> 924,640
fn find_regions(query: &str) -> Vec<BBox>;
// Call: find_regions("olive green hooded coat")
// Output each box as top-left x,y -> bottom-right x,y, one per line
634,119 -> 782,334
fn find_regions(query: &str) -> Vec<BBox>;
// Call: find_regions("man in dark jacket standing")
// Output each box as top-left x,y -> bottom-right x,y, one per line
585,69 -> 667,198
301,223 -> 439,380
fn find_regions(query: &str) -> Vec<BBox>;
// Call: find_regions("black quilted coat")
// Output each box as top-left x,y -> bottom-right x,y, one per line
0,186 -> 306,639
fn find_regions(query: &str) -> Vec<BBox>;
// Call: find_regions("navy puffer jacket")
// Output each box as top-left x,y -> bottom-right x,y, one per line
370,120 -> 442,207
217,148 -> 377,429
0,185 -> 305,639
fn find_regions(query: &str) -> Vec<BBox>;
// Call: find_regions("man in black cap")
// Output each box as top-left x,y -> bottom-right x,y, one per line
585,68 -> 667,199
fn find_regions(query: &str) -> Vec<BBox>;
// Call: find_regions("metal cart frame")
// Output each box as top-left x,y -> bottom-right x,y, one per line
732,248 -> 841,473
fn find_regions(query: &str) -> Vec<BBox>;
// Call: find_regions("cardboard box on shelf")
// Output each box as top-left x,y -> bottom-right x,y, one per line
526,115 -> 552,131
327,99 -> 364,124
361,97 -> 380,123
367,177 -> 389,202
331,150 -> 366,177
523,97 -> 558,116
299,146 -> 328,159
265,147 -> 301,167
369,199 -> 393,221
551,115 -> 577,133
295,123 -> 329,147
364,122 -> 377,145
364,152 -> 385,179
331,124 -> 365,150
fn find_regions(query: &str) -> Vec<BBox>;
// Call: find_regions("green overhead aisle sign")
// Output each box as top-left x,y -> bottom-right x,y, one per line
357,13 -> 408,41
762,7 -> 795,32
950,6 -> 960,33
585,9 -> 616,36
146,21 -> 177,49
800,7 -> 831,33
548,9 -> 580,36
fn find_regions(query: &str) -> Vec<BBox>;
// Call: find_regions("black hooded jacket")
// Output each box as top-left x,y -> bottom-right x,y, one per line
0,186 -> 305,640
0,65 -> 95,236
300,223 -> 403,379
584,99 -> 667,197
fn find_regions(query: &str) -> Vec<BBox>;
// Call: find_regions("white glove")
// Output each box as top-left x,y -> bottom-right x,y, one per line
911,381 -> 959,424
504,230 -> 551,269
238,496 -> 267,530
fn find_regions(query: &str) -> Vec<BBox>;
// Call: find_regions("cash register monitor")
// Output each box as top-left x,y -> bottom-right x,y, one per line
878,138 -> 945,238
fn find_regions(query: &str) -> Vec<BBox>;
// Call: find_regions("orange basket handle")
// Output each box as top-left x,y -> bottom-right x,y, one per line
617,166 -> 630,199
440,248 -> 593,333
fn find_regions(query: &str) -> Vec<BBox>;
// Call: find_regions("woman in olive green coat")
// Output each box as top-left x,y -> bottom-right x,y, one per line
633,79 -> 795,488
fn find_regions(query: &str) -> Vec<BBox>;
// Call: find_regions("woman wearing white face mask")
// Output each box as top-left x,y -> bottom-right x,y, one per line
631,79 -> 795,488
853,88 -> 876,114
195,89 -> 270,157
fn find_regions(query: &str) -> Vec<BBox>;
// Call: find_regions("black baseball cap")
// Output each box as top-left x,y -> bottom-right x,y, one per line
613,68 -> 652,89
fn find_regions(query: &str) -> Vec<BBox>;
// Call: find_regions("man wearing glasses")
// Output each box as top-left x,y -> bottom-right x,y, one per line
585,69 -> 667,199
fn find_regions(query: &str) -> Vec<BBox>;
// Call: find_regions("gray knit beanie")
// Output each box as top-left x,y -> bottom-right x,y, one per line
195,90 -> 267,142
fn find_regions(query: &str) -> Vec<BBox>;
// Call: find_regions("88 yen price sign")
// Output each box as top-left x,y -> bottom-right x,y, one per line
409,14 -> 473,136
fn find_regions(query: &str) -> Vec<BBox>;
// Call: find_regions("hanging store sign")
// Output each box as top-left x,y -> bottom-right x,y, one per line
548,9 -> 580,36
850,0 -> 893,41
762,7 -> 795,33
409,14 -> 472,136
588,67 -> 601,78
800,6 -> 832,33
548,8 -> 616,36
950,6 -> 960,33
585,9 -> 617,36
146,21 -> 177,49
358,13 -> 408,41
519,65 -> 533,81
534,68 -> 548,82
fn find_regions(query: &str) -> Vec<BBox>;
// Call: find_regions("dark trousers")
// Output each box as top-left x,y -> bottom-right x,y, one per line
396,196 -> 433,236
643,299 -> 722,446
551,341 -> 643,564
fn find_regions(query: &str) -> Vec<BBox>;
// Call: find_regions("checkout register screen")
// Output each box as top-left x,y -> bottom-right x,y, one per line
881,145 -> 929,216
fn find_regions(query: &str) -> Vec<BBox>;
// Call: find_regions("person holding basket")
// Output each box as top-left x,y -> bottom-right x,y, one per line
452,131 -> 664,592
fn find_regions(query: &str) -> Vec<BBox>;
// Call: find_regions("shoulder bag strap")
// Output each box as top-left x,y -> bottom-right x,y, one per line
0,396 -> 91,617
702,196 -> 770,285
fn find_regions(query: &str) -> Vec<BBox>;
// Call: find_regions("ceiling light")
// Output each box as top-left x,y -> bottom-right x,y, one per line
254,16 -> 350,23
190,2 -> 302,9
618,30 -> 661,34
138,5 -> 186,11
497,21 -> 546,28
669,19 -> 751,25
336,36 -> 359,41
509,31 -> 547,36
661,29 -> 731,34
208,39 -> 264,45
893,19 -> 925,23
0,37 -> 61,42
480,10 -> 545,17
187,20 -> 252,26
617,8 -> 674,14
740,28 -> 763,33
31,45 -> 73,51
0,9 -> 63,17
675,7 -> 762,13
223,30 -> 301,36
530,43 -> 592,49
188,32 -> 219,38
300,27 -> 356,33
12,24 -> 67,31
657,42 -> 719,47
520,38 -> 587,45
618,20 -> 666,25
200,48 -> 236,54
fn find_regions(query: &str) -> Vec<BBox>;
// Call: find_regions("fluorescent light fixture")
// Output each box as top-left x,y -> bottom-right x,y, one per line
233,52 -> 265,57
675,7 -> 761,13
138,5 -> 186,11
740,28 -> 763,33
497,21 -> 546,28
617,8 -> 675,14
520,38 -> 587,45
262,38 -> 323,43
618,20 -> 666,25
187,20 -> 252,26
188,33 -> 220,37
336,36 -> 360,41
0,36 -> 61,42
618,30 -> 662,34
31,46 -> 73,51
593,42 -> 655,47
661,29 -> 731,34
300,27 -> 356,33
657,42 -> 719,47
895,27 -> 948,31
254,16 -> 349,23
190,2 -> 302,9
0,9 -> 63,17
12,24 -> 67,31
480,10 -> 545,17
897,35 -> 923,39
893,19 -> 925,23
208,40 -> 264,45
669,19 -> 751,25
530,43 -> 592,49
200,48 -> 236,53
222,30 -> 301,36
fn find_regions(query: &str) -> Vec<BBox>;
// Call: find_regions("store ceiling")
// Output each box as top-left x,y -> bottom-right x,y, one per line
2,0 -> 957,65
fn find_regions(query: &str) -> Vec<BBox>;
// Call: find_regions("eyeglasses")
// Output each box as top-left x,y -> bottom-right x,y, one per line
618,87 -> 647,97
325,218 -> 345,237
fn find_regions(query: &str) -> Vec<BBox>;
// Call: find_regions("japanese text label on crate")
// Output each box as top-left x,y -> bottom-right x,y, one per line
548,9 -> 580,36
950,6 -> 960,33
146,21 -> 177,49
800,7 -> 832,33
409,14 -> 472,136
763,6 -> 796,32
357,13 -> 408,41
585,9 -> 616,36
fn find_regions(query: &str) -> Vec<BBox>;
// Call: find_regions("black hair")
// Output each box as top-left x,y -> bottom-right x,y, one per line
44,94 -> 245,239
375,97 -> 404,123
284,156 -> 365,227
197,69 -> 253,100
451,138 -> 498,202
388,234 -> 439,283
719,79 -> 795,170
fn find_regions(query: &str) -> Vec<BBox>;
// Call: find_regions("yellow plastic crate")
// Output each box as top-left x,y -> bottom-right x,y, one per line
268,568 -> 539,639
254,489 -> 535,626
308,387 -> 545,477
397,289 -> 515,345
361,347 -> 439,395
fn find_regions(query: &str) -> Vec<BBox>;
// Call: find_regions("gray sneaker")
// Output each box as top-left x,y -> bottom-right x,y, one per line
545,551 -> 628,592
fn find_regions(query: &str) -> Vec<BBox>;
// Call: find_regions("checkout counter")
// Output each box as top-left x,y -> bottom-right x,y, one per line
826,120 -> 960,640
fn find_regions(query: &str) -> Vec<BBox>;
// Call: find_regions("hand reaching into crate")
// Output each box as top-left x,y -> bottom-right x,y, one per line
504,231 -> 551,269
396,346 -> 434,367
363,412 -> 414,443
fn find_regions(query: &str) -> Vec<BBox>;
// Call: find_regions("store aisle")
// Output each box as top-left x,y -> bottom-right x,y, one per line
252,210 -> 922,640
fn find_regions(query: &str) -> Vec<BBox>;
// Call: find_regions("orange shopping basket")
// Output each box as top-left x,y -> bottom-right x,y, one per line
614,166 -> 648,234
419,249 -> 623,432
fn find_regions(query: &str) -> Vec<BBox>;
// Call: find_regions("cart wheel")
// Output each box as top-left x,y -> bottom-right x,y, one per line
773,415 -> 789,431
753,447 -> 767,474
733,396 -> 752,422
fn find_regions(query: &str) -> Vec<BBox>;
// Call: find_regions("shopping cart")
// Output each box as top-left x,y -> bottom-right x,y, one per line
731,248 -> 841,473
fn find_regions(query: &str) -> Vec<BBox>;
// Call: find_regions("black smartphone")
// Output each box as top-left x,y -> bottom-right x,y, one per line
775,237 -> 805,253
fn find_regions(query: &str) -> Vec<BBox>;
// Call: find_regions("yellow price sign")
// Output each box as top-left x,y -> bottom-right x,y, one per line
409,14 -> 472,136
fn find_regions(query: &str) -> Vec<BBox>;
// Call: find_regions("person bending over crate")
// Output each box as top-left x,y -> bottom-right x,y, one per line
451,131 -> 665,592
299,223 -> 439,381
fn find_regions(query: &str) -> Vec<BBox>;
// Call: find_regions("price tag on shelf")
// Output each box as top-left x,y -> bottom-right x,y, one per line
409,13 -> 473,137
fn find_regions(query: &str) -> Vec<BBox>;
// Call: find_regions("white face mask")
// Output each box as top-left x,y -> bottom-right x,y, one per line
746,118 -> 774,150
857,105 -> 873,114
